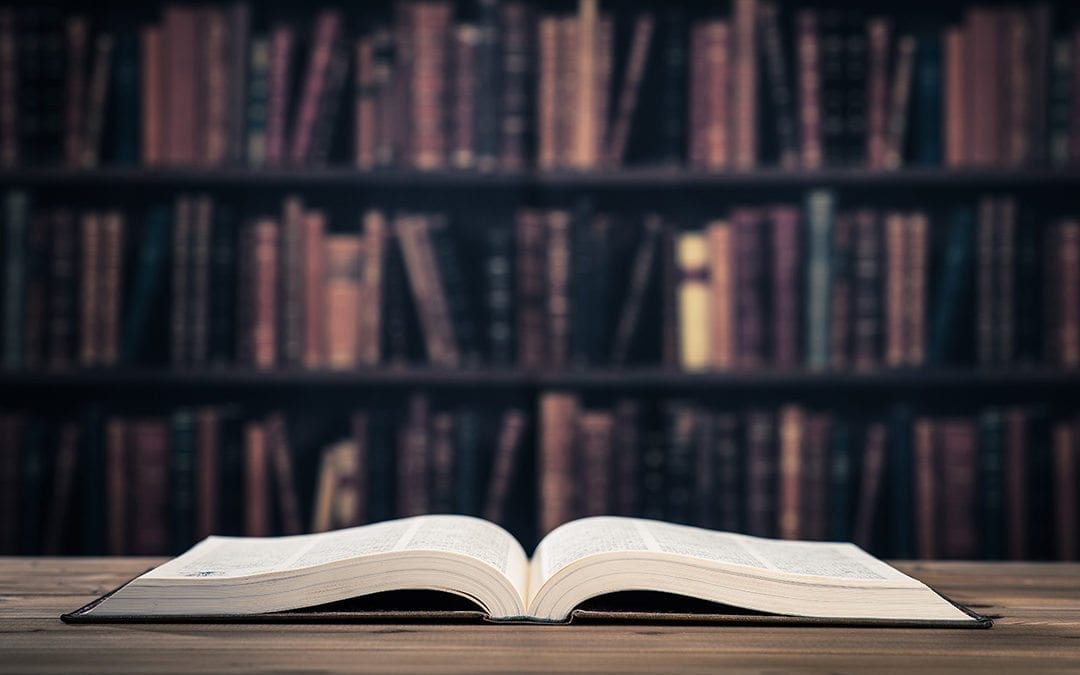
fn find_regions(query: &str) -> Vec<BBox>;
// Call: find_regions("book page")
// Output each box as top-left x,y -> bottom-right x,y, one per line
532,517 -> 911,593
144,515 -> 530,600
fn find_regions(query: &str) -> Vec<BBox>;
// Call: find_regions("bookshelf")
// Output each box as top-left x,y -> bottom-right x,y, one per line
2,0 -> 1079,565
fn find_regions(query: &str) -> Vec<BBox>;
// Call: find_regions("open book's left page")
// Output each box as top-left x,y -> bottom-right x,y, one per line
88,515 -> 531,618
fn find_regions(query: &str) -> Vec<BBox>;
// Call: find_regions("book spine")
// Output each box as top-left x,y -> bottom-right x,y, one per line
164,7 -> 198,165
130,419 -> 170,555
202,10 -> 229,166
3,191 -> 28,369
484,225 -> 514,367
995,198 -> 1017,364
805,190 -> 834,370
842,11 -> 867,167
482,408 -> 527,523
980,410 -> 1004,559
914,33 -> 942,166
22,212 -> 49,371
759,1 -> 797,168
265,25 -> 294,167
281,196 -> 305,366
100,211 -> 124,367
770,206 -> 800,369
1056,220 -> 1080,367
904,211 -> 929,366
913,418 -> 936,559
498,2 -> 530,170
170,410 -> 195,552
704,22 -> 730,170
208,205 -> 236,365
430,217 -> 478,364
357,210 -> 387,367
1053,420 -> 1078,560
944,28 -> 966,167
665,403 -> 696,524
78,212 -> 101,367
243,421 -> 270,536
889,405 -> 913,558
1028,3 -> 1052,166
939,419 -> 979,559
537,16 -> 558,171
607,14 -> 654,165
883,35 -> 916,169
111,32 -> 140,165
852,422 -> 887,552
0,10 -> 17,167
1049,38 -> 1072,168
803,413 -> 830,541
545,210 -> 572,368
829,213 -> 853,371
323,233 -> 363,370
732,0 -> 757,170
884,212 -> 907,368
42,423 -> 79,555
354,36 -> 376,169
967,9 -> 999,167
301,210 -> 326,369
1003,13 -> 1031,168
226,2 -> 250,165
267,413 -> 301,535
714,412 -> 741,532
929,206 -> 975,365
473,0 -> 498,170
195,408 -> 219,541
579,411 -> 614,517
307,24 -> 350,166
660,9 -> 685,165
170,196 -> 191,366
612,400 -> 639,516
394,214 -> 460,367
348,412 -> 369,525
611,215 -> 660,366
105,418 -> 126,555
778,405 -> 804,540
452,25 -> 478,169
540,392 -> 578,534
188,197 -> 212,367
1005,408 -> 1028,560
140,27 -> 164,166
245,37 -> 270,167
121,206 -> 168,366
821,10 -> 845,166
1071,28 -> 1080,166
744,410 -> 775,537
828,420 -> 852,542
429,412 -> 455,513
976,197 -> 995,365
64,16 -> 88,167
252,219 -> 279,370
398,394 -> 429,517
574,0 -> 598,171
797,9 -> 822,169
290,10 -> 342,165
676,231 -> 710,371
733,208 -> 765,369
707,220 -> 734,370
0,416 -> 19,554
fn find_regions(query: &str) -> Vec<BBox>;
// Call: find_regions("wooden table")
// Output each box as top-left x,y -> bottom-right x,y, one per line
1,559 -> 1079,673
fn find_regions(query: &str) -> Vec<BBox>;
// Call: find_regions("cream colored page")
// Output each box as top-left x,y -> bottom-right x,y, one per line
145,515 -> 531,600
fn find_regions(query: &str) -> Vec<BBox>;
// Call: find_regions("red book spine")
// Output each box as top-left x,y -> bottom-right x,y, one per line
770,206 -> 800,369
140,26 -> 165,167
498,2 -> 530,170
164,7 -> 198,165
904,211 -> 928,366
797,10 -> 823,170
803,413 -> 830,541
79,212 -> 101,367
866,18 -> 890,169
778,405 -> 803,540
1054,421 -> 1078,560
516,210 -> 547,368
540,392 -> 578,534
884,212 -> 906,368
265,25 -> 294,167
705,21 -> 731,170
100,211 -> 124,366
829,212 -> 852,370
732,0 -> 757,170
545,210 -> 572,368
290,10 -> 342,166
398,394 -> 430,517
410,3 -> 451,170
537,17 -> 559,171
688,22 -> 707,169
578,411 -> 613,517
938,419 -> 979,559
944,28 -> 967,167
244,421 -> 270,536
281,196 -> 306,366
64,16 -> 88,167
129,419 -> 170,555
967,8 -> 1001,166
1005,408 -> 1028,560
914,418 -> 937,559
301,209 -> 325,369
1056,220 -> 1080,368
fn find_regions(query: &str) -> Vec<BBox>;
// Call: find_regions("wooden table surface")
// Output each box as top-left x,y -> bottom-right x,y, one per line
1,558 -> 1079,673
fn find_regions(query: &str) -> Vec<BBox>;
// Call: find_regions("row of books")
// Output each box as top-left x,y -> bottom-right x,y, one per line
538,393 -> 1080,561
2,189 -> 1079,371
5,396 -> 1076,560
3,2 -> 1079,170
0,398 -> 530,556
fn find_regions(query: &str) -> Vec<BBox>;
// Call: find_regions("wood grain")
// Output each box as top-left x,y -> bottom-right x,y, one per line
1,559 -> 1079,674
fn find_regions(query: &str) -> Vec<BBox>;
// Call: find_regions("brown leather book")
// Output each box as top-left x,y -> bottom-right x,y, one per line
252,219 -> 280,370
904,211 -> 928,366
483,408 -> 527,524
866,18 -> 891,169
796,9 -> 823,170
99,211 -> 125,367
540,392 -> 579,535
267,413 -> 302,536
546,210 -> 572,368
606,13 -> 654,165
556,16 -> 580,170
129,418 -> 171,555
0,9 -> 17,167
852,422 -> 887,551
778,405 -> 804,540
195,408 -> 219,541
967,8 -> 1001,166
349,411 -> 369,526
301,209 -> 326,369
354,35 -> 376,170
732,0 -> 757,170
883,212 -> 906,368
883,35 -> 915,170
140,25 -> 166,166
703,21 -> 731,170
732,208 -> 765,369
290,9 -> 343,165
707,220 -> 734,370
578,411 -> 614,517
913,417 -> 937,559
944,27 -> 967,167
938,419 -> 979,559
164,7 -> 198,165
537,16 -> 559,171
1055,220 -> 1080,367
281,196 -> 306,367
244,421 -> 270,537
171,196 -> 192,366
106,418 -> 127,555
410,2 -> 451,170
516,209 -> 547,368
803,413 -> 830,541
78,212 -> 101,367
64,16 -> 88,167
575,0 -> 598,170
357,210 -> 387,367
1053,421 -> 1078,561
43,423 -> 79,555
688,22 -> 707,169
394,214 -> 459,367
265,24 -> 294,166
324,233 -> 363,370
202,9 -> 229,166
770,206 -> 800,370
1004,408 -> 1028,560
398,394 -> 430,517
1003,10 -> 1031,167
452,25 -> 478,169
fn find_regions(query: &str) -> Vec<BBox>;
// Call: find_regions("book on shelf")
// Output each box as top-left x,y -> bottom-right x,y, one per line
63,514 -> 989,627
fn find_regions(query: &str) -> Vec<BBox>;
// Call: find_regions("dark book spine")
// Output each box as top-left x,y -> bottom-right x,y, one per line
394,214 -> 459,367
660,9 -> 685,165
516,210 -> 546,368
778,405 -> 804,540
797,9 -> 823,169
758,2 -> 796,168
23,211 -> 50,371
714,412 -> 741,533
914,33 -> 942,166
939,418 -> 979,559
43,422 -> 79,555
170,196 -> 192,366
100,212 -> 125,367
744,410 -> 775,537
1028,3 -> 1052,166
367,409 -> 394,523
980,410 -> 1004,560
19,420 -> 45,553
612,214 -> 660,366
665,403 -> 696,525
914,417 -> 936,559
828,420 -> 852,542
474,0 -> 499,170
47,210 -> 76,370
842,11 -> 867,167
484,225 -> 514,366
226,2 -> 250,165
357,210 -> 386,367
243,421 -> 269,536
398,394 -> 430,517
265,25 -> 294,167
498,2 -> 531,170
866,18 -> 891,169
281,196 -> 305,366
1049,38 -> 1071,168
640,429 -> 666,522
195,408 -> 219,540
130,419 -> 170,555
1053,420 -> 1078,560
305,14 -> 349,166
1053,221 -> 1080,368
188,197 -> 212,366
852,422 -> 887,552
483,408 -> 527,524
81,33 -> 114,168
208,205 -> 236,365
805,190 -> 834,370
540,392 -> 578,532
64,16 -> 89,167
1015,208 -> 1042,364
245,37 -> 270,167
217,412 -> 244,536
829,212 -> 853,371
0,9 -> 17,167
1005,409 -> 1028,560
111,31 -> 140,165
803,413 -> 830,541
382,228 -> 410,366
430,412 -> 455,514
820,10 -> 845,166
430,217 -> 478,365
995,198 -> 1017,365
612,400 -> 639,517
121,206 -> 169,365
889,406 -> 914,558
252,219 -> 279,370
170,410 -> 195,553
770,206 -> 800,369
883,35 -> 916,170
267,413 -> 301,535
545,210 -> 572,368
164,7 -> 198,165
0,415 -> 20,553
733,208 -> 765,369
78,212 -> 101,367
929,206 -> 975,365
454,408 -> 479,515
451,25 -> 478,169
732,0 -> 757,170
579,411 -> 614,517
3,191 -> 28,370
570,202 -> 593,367
607,13 -> 654,166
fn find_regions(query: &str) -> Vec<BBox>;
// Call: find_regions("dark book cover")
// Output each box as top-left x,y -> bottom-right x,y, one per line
694,407 -> 714,529
744,409 -> 775,538
733,208 -> 765,369
888,406 -> 914,558
208,204 -> 236,366
1004,408 -> 1028,560
612,400 -> 639,517
484,225 -> 515,366
498,2 -> 531,170
758,0 -> 797,168
805,190 -> 835,370
170,410 -> 196,553
454,408 -> 480,516
660,8 -> 685,165
912,32 -> 942,166
0,9 -> 18,167
163,6 -> 198,165
430,217 -> 479,365
1026,407 -> 1054,559
980,410 -> 1004,560
216,411 -> 245,536
611,214 -> 660,366
714,412 -> 741,533
853,422 -> 887,553
81,32 -> 113,168
122,205 -> 169,366
796,8 -> 823,169
3,191 -> 28,369
280,196 -> 305,367
110,31 -> 140,165
828,420 -> 853,542
570,200 -> 596,367
929,206 -> 975,365
80,409 -> 105,555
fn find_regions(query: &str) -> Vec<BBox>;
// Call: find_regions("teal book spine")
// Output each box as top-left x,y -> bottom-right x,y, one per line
929,206 -> 975,365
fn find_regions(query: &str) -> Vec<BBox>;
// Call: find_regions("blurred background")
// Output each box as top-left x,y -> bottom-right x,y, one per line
0,0 -> 1077,561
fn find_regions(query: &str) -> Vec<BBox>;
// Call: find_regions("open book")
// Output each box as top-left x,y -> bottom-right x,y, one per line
64,515 -> 988,626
